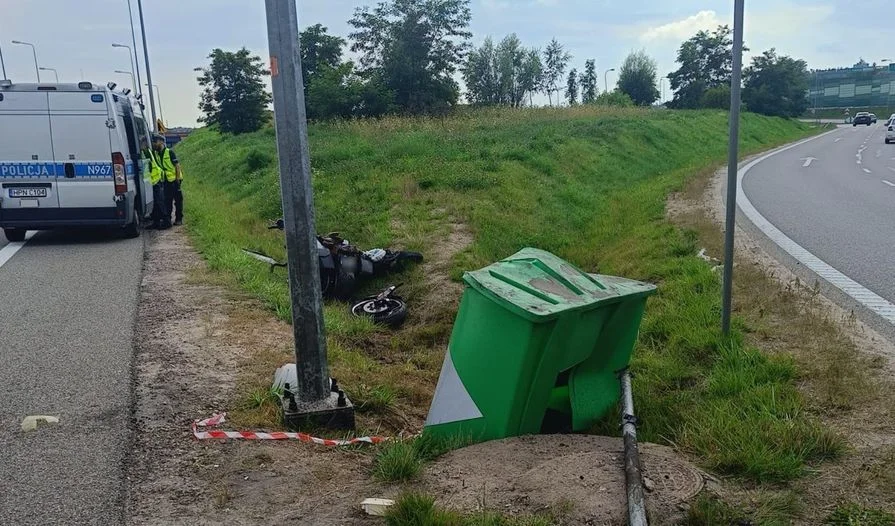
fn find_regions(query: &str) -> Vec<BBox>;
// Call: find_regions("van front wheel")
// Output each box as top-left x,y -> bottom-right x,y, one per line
3,228 -> 26,242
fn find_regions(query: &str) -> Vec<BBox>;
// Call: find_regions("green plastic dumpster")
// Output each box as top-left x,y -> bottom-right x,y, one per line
424,248 -> 655,443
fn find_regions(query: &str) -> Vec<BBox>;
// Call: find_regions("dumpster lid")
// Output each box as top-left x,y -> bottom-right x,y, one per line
463,248 -> 655,321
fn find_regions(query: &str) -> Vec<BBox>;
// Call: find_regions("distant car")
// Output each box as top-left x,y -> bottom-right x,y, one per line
886,118 -> 895,144
870,113 -> 877,123
853,112 -> 873,126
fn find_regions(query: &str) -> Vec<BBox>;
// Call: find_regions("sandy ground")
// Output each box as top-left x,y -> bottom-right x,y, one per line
125,226 -> 705,525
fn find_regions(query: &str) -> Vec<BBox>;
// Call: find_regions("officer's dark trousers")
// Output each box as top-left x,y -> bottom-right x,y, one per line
164,180 -> 183,223
151,183 -> 169,227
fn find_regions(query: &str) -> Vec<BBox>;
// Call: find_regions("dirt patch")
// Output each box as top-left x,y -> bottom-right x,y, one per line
126,229 -> 380,525
666,160 -> 895,520
422,219 -> 474,305
421,435 -> 704,525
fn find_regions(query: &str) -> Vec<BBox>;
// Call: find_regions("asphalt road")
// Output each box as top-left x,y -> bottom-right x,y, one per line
0,229 -> 142,524
742,123 -> 895,313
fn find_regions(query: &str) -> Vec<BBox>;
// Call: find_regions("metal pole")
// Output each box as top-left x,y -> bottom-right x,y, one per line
136,0 -> 158,130
264,0 -> 330,403
0,43 -> 7,79
721,0 -> 745,336
620,369 -> 648,526
148,84 -> 164,124
39,67 -> 58,82
126,0 -> 143,96
604,68 -> 614,93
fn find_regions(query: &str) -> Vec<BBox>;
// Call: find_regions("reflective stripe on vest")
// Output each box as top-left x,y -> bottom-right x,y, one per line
160,147 -> 177,183
145,149 -> 162,185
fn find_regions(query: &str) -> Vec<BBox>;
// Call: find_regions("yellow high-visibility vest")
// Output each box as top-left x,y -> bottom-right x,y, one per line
144,149 -> 162,185
159,147 -> 178,183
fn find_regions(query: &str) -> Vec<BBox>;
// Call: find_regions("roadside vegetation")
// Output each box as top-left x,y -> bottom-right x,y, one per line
176,105 -> 838,485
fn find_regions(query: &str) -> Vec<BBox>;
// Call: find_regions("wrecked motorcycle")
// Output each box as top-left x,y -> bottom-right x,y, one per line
242,219 -> 422,327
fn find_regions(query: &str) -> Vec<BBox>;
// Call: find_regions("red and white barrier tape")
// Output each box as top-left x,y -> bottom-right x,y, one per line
192,413 -> 391,446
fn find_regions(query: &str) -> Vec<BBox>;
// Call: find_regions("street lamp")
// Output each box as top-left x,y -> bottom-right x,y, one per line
11,40 -> 39,82
882,60 -> 893,115
112,43 -> 138,93
604,68 -> 615,93
659,77 -> 665,104
0,42 -> 7,79
145,83 -> 165,125
115,70 -> 135,93
39,67 -> 58,82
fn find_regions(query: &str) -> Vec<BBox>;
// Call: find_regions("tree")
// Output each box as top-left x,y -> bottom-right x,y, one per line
349,0 -> 472,114
496,34 -> 527,107
299,24 -> 346,91
463,37 -> 500,105
463,34 -> 542,107
617,50 -> 660,106
542,38 -> 571,106
305,62 -> 396,120
668,25 -> 747,109
743,49 -> 809,118
197,48 -> 270,134
699,86 -> 731,109
580,59 -> 598,104
520,48 -> 544,106
565,68 -> 579,105
594,90 -> 634,107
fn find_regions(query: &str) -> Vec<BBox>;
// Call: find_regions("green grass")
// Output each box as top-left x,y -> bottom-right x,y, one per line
373,433 -> 472,482
385,493 -> 554,526
177,105 -> 841,482
825,504 -> 895,526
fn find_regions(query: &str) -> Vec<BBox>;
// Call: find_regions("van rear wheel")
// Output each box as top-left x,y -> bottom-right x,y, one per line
122,206 -> 141,239
3,228 -> 26,242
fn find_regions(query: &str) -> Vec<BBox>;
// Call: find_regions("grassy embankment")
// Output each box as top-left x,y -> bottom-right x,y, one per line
176,106 -> 847,515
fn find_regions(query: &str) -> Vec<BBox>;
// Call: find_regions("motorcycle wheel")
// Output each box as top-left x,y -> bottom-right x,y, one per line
351,296 -> 408,328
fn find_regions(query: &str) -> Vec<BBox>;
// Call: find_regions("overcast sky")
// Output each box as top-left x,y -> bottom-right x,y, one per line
0,0 -> 890,126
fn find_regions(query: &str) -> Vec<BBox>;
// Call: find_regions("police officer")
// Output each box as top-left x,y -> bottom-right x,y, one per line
142,137 -> 170,230
152,134 -> 184,226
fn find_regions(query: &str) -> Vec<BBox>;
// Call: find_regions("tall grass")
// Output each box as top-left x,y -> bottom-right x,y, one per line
177,106 -> 839,481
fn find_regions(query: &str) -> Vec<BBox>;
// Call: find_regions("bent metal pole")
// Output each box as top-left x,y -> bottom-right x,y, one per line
620,369 -> 647,526
721,0 -> 745,336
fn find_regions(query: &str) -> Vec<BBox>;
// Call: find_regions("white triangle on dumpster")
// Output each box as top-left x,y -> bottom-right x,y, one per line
425,351 -> 483,426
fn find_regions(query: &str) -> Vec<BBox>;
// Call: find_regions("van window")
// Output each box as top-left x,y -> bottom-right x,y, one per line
134,116 -> 149,144
121,111 -> 140,161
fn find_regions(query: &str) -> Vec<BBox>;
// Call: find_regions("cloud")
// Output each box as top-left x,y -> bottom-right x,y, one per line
639,10 -> 722,42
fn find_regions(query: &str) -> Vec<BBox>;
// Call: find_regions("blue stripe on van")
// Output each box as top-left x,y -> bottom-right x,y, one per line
0,162 -> 128,179
0,162 -> 57,178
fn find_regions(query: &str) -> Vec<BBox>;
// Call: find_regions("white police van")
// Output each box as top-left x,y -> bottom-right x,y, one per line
0,80 -> 154,241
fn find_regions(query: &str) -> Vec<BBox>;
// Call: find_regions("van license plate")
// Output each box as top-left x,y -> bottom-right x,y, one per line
9,188 -> 47,198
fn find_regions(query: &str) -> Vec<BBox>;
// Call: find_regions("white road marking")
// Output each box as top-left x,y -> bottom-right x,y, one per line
863,168 -> 873,174
889,167 -> 895,173
738,129 -> 895,327
0,231 -> 36,270
801,157 -> 817,167
834,138 -> 842,142
882,180 -> 895,187
877,150 -> 883,158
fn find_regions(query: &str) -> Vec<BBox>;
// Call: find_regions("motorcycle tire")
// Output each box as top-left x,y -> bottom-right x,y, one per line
350,296 -> 408,329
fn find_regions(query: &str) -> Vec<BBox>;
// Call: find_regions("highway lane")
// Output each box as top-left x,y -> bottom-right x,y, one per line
741,123 -> 895,319
0,229 -> 142,524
